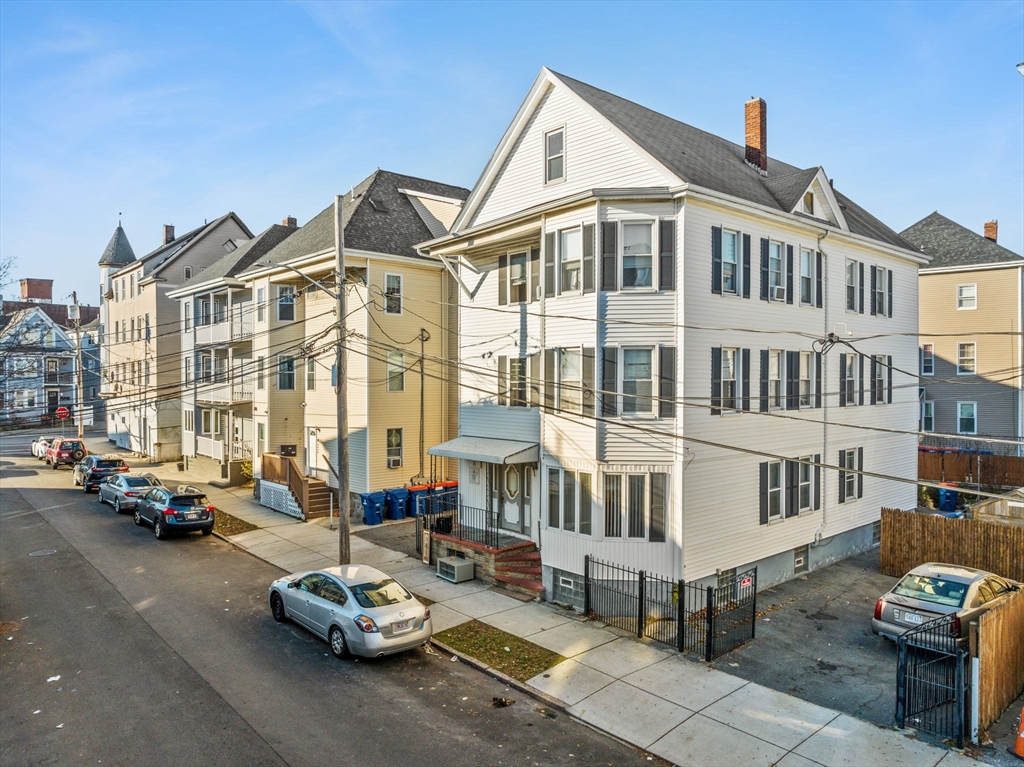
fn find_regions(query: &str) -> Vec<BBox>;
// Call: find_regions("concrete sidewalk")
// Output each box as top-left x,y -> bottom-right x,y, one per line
103,444 -> 979,767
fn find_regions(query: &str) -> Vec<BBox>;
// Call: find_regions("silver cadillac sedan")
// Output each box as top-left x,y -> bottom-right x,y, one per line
268,564 -> 431,659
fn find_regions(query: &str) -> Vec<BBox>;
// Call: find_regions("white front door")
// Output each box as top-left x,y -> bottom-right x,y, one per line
306,428 -> 319,477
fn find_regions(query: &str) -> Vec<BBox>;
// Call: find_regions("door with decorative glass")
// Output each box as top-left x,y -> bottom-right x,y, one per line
495,463 -> 530,535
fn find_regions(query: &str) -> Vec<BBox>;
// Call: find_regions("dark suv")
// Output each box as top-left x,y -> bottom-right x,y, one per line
73,455 -> 130,492
134,487 -> 216,539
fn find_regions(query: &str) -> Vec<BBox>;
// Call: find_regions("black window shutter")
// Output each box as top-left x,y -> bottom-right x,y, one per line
498,255 -> 508,306
815,352 -> 822,408
887,355 -> 893,404
839,353 -> 847,407
815,251 -> 823,308
741,348 -> 751,410
529,247 -> 540,303
601,347 -> 617,416
544,233 -> 556,298
529,354 -> 540,407
498,355 -> 508,405
759,349 -> 769,412
870,357 -> 877,405
838,449 -> 847,504
857,447 -> 864,498
759,462 -> 769,525
787,350 -> 800,410
742,234 -> 751,299
858,354 -> 865,406
659,346 -> 676,418
582,224 -> 595,294
813,454 -> 821,510
710,347 -> 722,416
711,226 -> 722,295
858,262 -> 865,313
543,349 -> 555,410
582,347 -> 595,416
659,220 -> 675,291
887,270 -> 893,318
760,238 -> 770,301
601,222 -> 617,292
870,266 -> 877,315
785,460 -> 798,518
786,245 -> 794,304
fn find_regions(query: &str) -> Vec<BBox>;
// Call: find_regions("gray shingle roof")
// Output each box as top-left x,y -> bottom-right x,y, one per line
763,168 -> 820,213
900,212 -> 1023,269
176,224 -> 297,291
551,71 -> 918,252
244,170 -> 469,273
122,213 -> 255,278
98,225 -> 137,266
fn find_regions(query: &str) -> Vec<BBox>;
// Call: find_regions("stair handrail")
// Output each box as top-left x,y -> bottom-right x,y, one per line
261,453 -> 309,517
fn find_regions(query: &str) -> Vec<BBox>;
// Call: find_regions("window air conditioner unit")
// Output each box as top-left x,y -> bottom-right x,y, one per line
772,285 -> 787,302
387,457 -> 402,469
437,556 -> 474,584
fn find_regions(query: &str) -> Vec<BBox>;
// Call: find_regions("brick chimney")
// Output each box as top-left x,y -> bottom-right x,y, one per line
283,216 -> 297,229
745,97 -> 767,172
984,220 -> 998,242
163,224 -> 175,245
20,278 -> 53,303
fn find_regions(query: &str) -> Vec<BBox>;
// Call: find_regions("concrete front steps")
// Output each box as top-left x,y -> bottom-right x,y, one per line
494,546 -> 544,599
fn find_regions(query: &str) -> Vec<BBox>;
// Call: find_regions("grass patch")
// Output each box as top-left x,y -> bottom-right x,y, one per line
214,510 -> 258,537
433,619 -> 565,681
414,594 -> 435,606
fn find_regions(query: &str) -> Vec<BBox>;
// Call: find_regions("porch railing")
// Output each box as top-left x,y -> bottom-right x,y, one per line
261,453 -> 309,516
231,441 -> 252,461
196,436 -> 224,461
418,498 -> 499,549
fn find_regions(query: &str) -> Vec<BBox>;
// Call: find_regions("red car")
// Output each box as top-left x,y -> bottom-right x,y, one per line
45,438 -> 87,469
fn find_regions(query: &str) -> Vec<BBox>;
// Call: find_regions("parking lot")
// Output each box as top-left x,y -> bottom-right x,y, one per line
714,548 -> 902,727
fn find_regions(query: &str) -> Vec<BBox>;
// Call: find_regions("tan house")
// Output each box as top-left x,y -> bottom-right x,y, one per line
98,215 -> 253,460
239,170 -> 468,518
902,213 -> 1023,453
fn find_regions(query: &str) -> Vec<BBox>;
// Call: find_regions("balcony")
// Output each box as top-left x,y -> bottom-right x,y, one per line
194,382 -> 253,404
195,321 -> 231,346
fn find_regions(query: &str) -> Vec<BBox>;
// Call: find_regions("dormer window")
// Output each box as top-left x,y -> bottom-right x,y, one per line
545,128 -> 564,183
184,266 -> 193,280
803,191 -> 814,215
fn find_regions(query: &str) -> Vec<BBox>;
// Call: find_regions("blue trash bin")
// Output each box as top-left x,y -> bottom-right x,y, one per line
408,485 -> 431,517
385,488 -> 409,521
360,491 -> 386,525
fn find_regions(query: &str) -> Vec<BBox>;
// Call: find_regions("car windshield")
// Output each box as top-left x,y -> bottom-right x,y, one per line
96,460 -> 125,469
125,477 -> 152,488
893,575 -> 969,608
171,496 -> 208,507
61,442 -> 82,450
350,579 -> 412,609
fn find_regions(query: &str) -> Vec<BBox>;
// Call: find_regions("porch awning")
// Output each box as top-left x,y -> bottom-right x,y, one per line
428,436 -> 538,464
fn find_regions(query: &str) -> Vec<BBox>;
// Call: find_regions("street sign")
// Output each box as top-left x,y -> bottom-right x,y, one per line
55,407 -> 70,420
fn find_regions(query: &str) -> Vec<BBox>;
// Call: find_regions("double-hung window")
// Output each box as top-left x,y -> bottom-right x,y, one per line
843,354 -> 856,406
921,344 -> 934,375
800,248 -> 814,304
767,461 -> 782,520
842,450 -> 857,502
957,402 -> 977,435
603,472 -> 667,542
769,350 -> 783,409
386,352 -> 404,392
799,351 -> 813,407
559,348 -> 582,412
559,229 -> 582,293
798,458 -> 812,512
768,241 -> 783,295
278,356 -> 295,390
621,348 -> 653,414
621,222 -> 653,289
384,274 -> 402,314
957,342 -> 976,374
874,267 -> 887,316
386,428 -> 403,466
185,357 -> 192,384
721,348 -> 738,410
307,358 -> 316,390
184,302 -> 192,331
545,128 -> 564,183
873,355 -> 886,403
277,286 -> 296,322
722,230 -> 739,294
256,357 -> 264,390
846,260 -> 858,311
920,401 -> 935,432
509,251 -> 528,304
957,284 -> 977,310
257,288 -> 265,322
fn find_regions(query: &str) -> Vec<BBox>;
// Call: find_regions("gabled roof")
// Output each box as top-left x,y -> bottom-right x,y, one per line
243,170 -> 469,273
98,225 -> 137,267
0,300 -> 99,329
763,168 -> 820,213
454,68 -> 917,253
0,306 -> 73,345
117,213 -> 254,279
900,212 -> 1023,270
175,224 -> 298,292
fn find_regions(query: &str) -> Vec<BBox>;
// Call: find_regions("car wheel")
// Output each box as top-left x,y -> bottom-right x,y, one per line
133,509 -> 143,526
270,593 -> 286,623
154,517 -> 167,540
97,491 -> 105,504
114,498 -> 122,515
51,460 -> 57,470
329,626 -> 349,659
82,481 -> 89,492
201,527 -> 212,536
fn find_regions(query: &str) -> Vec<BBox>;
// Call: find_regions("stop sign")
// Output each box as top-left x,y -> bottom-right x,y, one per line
55,407 -> 70,419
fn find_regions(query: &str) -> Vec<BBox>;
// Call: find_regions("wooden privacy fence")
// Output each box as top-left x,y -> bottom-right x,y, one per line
919,451 -> 1024,487
880,507 -> 1024,582
978,589 -> 1024,732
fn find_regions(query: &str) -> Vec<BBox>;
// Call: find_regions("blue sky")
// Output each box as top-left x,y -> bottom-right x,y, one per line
1,1 -> 1021,306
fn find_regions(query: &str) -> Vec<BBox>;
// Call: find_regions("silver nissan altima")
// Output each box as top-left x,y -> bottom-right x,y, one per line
268,564 -> 431,659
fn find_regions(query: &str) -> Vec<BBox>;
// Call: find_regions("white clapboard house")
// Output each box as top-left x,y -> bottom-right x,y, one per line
421,68 -> 926,603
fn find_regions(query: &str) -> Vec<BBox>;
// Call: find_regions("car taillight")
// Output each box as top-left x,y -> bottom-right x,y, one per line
206,505 -> 216,513
353,615 -> 379,633
164,508 -> 176,517
874,599 -> 883,620
424,608 -> 431,621
125,492 -> 138,497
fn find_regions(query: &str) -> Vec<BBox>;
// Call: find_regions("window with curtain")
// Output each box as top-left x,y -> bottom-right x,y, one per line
604,474 -> 622,538
622,222 -> 653,288
559,229 -> 582,293
627,474 -> 646,538
622,348 -> 653,414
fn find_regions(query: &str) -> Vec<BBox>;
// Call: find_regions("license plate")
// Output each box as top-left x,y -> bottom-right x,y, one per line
904,612 -> 923,624
185,513 -> 199,521
392,619 -> 411,633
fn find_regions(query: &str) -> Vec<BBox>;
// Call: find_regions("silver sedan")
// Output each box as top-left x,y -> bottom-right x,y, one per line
268,564 -> 431,659
98,473 -> 162,513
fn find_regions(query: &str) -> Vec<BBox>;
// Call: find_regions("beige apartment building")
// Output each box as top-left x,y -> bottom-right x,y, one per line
98,215 -> 253,460
902,213 -> 1023,453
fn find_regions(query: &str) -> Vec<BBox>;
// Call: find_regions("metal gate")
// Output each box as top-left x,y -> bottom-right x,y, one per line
583,555 -> 757,660
895,614 -> 970,748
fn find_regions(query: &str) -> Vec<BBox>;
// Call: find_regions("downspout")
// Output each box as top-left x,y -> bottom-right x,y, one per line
537,213 -> 547,553
813,230 -> 830,545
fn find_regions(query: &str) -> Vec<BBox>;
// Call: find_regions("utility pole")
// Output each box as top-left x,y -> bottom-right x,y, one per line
419,328 -> 428,481
334,194 -> 351,565
71,291 -> 85,439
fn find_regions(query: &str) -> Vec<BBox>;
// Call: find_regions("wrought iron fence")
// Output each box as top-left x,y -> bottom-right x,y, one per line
415,498 -> 499,553
583,555 -> 757,660
896,613 -> 970,748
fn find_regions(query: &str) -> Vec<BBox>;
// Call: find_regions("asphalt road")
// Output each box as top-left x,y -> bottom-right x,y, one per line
0,433 -> 649,767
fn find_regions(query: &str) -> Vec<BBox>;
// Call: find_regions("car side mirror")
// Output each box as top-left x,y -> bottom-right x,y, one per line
286,581 -> 297,589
